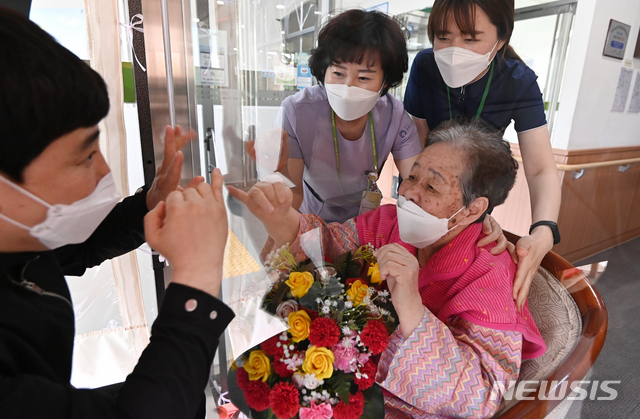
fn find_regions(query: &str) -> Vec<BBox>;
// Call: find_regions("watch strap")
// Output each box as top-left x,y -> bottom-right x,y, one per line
529,220 -> 561,245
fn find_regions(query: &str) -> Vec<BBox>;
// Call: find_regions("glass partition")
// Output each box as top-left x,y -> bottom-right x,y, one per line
160,0 -> 580,409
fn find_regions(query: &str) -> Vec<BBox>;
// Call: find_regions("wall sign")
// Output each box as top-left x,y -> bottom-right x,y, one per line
603,19 -> 631,60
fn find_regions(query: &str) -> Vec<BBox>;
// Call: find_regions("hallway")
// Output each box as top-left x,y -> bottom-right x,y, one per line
565,236 -> 640,418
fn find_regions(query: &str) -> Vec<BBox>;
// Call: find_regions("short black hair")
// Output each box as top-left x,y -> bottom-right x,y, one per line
426,119 -> 518,222
428,0 -> 522,62
0,7 -> 109,183
308,9 -> 408,96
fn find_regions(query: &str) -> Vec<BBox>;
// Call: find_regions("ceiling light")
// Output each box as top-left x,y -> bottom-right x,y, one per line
276,4 -> 285,10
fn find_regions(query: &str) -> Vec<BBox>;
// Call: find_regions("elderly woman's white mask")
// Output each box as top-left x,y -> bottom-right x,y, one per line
396,196 -> 465,248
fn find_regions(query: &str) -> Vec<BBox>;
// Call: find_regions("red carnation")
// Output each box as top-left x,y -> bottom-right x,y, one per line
272,357 -> 294,377
269,382 -> 300,419
354,360 -> 377,390
333,391 -> 365,419
308,317 -> 341,348
261,334 -> 285,357
235,367 -> 250,391
360,320 -> 389,355
236,367 -> 271,411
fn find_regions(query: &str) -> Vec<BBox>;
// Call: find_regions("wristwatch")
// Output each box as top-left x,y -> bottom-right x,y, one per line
529,221 -> 561,245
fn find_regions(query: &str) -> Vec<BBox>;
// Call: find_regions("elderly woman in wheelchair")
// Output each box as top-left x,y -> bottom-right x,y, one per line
230,119 -> 549,417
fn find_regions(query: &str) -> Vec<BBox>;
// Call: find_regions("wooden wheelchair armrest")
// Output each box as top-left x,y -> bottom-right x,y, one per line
495,231 -> 608,419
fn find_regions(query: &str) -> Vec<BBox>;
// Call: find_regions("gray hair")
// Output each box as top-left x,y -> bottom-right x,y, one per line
425,119 -> 518,222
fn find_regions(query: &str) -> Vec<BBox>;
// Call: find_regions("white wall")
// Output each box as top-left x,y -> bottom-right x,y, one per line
553,0 -> 640,150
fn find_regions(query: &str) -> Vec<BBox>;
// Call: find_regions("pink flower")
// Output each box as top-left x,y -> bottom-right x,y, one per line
357,352 -> 370,365
332,340 -> 360,373
276,300 -> 300,319
299,401 -> 333,419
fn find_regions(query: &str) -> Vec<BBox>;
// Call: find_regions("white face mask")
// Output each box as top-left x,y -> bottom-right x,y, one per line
396,195 -> 465,248
0,173 -> 122,249
324,83 -> 382,121
433,41 -> 499,88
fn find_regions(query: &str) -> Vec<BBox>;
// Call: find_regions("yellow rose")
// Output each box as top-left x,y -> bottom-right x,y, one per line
346,279 -> 369,306
244,350 -> 272,382
285,271 -> 315,298
368,263 -> 382,284
288,309 -> 312,342
302,345 -> 335,380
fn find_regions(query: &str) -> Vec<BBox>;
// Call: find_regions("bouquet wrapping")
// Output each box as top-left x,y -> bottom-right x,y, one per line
228,229 -> 398,419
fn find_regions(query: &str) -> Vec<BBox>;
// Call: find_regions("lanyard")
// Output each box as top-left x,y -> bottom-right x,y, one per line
447,60 -> 494,121
331,110 -> 378,201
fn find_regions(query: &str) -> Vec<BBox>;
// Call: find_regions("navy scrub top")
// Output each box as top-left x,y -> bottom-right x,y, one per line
404,48 -> 547,134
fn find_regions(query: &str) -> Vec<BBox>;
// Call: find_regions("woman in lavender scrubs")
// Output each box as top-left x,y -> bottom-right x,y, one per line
276,9 -> 423,223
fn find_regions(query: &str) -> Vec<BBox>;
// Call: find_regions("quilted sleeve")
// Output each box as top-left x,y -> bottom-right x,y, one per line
378,312 -> 522,418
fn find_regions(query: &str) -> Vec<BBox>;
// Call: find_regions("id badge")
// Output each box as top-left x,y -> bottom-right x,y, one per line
359,190 -> 382,216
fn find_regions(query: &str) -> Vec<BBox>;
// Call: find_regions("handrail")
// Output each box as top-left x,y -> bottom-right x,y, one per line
513,155 -> 640,171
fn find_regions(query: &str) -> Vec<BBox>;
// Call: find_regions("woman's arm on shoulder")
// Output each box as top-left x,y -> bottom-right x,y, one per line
513,125 -> 561,308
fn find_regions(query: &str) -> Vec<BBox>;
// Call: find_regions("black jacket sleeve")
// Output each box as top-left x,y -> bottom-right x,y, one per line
54,189 -> 149,277
0,284 -> 235,419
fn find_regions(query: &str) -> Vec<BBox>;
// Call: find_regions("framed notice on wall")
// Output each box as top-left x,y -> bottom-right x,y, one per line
603,19 -> 631,59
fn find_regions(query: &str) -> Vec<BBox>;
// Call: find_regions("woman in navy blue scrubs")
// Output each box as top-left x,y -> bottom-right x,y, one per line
404,0 -> 561,309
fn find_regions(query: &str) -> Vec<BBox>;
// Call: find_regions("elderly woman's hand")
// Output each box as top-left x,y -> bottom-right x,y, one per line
227,181 -> 299,246
374,244 -> 424,338
511,228 -> 554,310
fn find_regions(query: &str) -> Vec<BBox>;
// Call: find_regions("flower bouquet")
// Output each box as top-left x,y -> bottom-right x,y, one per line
227,240 -> 398,419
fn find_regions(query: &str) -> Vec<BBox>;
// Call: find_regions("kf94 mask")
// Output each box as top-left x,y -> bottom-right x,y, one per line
0,173 -> 122,249
324,83 -> 381,121
433,41 -> 499,88
396,195 -> 464,248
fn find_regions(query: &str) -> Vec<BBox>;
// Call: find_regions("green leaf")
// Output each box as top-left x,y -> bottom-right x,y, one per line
327,372 -> 355,404
299,281 -> 323,310
323,276 -> 343,296
361,384 -> 385,419
347,258 -> 365,279
334,251 -> 352,278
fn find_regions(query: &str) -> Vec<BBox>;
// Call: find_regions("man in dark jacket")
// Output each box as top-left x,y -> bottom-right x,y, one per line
0,7 -> 235,418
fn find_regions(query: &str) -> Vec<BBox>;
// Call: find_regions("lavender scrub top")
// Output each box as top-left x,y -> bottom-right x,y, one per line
279,85 -> 422,223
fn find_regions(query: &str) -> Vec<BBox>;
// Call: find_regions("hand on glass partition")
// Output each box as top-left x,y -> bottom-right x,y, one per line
146,125 -> 197,210
227,181 -> 299,247
145,168 -> 228,297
